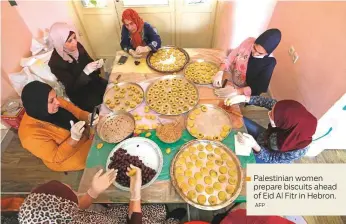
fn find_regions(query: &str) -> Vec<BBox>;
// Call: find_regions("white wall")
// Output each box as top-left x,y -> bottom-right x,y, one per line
306,93 -> 346,156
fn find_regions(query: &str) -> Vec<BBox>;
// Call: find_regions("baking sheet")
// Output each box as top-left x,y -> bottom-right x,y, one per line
183,59 -> 219,85
145,75 -> 199,116
186,104 -> 232,141
146,46 -> 190,73
170,140 -> 243,210
103,82 -> 144,112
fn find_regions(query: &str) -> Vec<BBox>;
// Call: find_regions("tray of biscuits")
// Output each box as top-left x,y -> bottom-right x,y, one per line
146,46 -> 190,73
145,75 -> 199,115
183,60 -> 219,85
103,82 -> 144,112
186,104 -> 232,141
170,140 -> 243,210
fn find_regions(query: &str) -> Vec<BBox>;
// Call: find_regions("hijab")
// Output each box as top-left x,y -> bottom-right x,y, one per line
269,100 -> 317,152
221,209 -> 294,224
122,9 -> 145,49
18,181 -> 130,224
21,81 -> 78,130
255,28 -> 282,56
49,22 -> 80,63
246,28 -> 282,95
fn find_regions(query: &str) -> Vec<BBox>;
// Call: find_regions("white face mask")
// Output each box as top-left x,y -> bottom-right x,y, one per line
268,111 -> 276,127
252,54 -> 265,58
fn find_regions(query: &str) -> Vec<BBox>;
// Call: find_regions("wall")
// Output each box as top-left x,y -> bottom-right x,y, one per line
1,1 -> 32,105
15,0 -> 73,38
212,0 -> 277,51
268,1 -> 346,119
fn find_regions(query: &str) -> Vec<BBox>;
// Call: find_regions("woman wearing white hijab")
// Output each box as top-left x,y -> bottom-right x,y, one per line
48,22 -> 107,112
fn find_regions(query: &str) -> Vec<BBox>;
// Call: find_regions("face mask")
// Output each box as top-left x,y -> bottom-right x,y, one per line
252,54 -> 265,58
268,111 -> 276,127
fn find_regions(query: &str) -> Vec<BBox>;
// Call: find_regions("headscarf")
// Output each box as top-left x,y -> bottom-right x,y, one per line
221,209 -> 294,224
122,9 -> 145,49
255,28 -> 281,56
245,29 -> 282,95
269,100 -> 317,152
49,22 -> 80,63
21,81 -> 78,130
18,181 -> 79,224
18,181 -> 166,224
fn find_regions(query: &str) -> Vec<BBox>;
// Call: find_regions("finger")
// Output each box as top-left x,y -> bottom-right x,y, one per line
70,120 -> 74,127
104,168 -> 115,177
95,169 -> 103,178
127,167 -> 132,172
243,133 -> 252,139
110,175 -> 117,183
75,121 -> 85,129
109,172 -> 117,181
79,127 -> 85,134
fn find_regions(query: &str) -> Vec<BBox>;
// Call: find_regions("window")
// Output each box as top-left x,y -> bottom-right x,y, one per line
81,0 -> 107,8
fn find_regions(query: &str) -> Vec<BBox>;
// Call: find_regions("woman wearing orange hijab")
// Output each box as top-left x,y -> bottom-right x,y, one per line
121,9 -> 162,57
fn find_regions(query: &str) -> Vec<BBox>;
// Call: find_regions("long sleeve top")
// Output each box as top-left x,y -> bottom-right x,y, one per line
120,22 -> 162,52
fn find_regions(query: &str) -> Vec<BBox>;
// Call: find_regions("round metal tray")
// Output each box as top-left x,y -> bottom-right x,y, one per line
144,75 -> 199,116
186,104 -> 232,141
103,82 -> 144,113
97,111 -> 135,143
106,137 -> 163,191
183,59 -> 219,85
146,46 -> 190,73
170,139 -> 243,211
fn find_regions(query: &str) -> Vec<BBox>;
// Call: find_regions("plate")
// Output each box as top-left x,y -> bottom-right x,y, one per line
183,60 -> 219,85
146,46 -> 190,73
145,75 -> 199,116
103,82 -> 144,112
106,137 -> 163,191
97,111 -> 135,143
186,104 -> 232,141
170,140 -> 243,210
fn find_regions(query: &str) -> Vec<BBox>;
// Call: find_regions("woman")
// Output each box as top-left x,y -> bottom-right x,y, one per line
214,28 -> 281,97
121,9 -> 162,58
224,95 -> 317,163
18,81 -> 98,171
48,22 -> 107,112
18,165 -> 185,224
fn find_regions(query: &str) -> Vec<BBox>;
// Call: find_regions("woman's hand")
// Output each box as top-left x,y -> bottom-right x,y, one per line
127,164 -> 142,201
214,85 -> 237,98
96,59 -> 104,69
129,49 -> 141,58
224,95 -> 250,106
87,169 -> 117,199
70,120 -> 86,141
212,71 -> 224,87
135,46 -> 151,54
237,133 -> 261,152
88,113 -> 99,126
83,62 -> 98,75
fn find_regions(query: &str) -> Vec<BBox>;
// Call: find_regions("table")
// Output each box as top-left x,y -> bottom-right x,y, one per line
78,49 -> 255,203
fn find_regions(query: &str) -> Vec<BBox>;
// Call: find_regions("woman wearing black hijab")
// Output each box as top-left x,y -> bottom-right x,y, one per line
213,29 -> 282,97
48,22 -> 108,112
18,81 -> 98,171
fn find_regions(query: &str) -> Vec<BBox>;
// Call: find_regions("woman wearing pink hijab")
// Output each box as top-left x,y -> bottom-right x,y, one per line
48,22 -> 107,112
